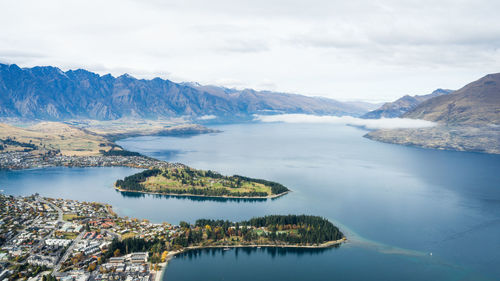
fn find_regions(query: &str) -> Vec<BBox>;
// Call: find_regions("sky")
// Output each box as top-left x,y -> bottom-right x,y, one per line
1,0 -> 499,102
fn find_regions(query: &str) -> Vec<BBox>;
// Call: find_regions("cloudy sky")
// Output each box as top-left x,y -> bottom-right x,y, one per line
1,0 -> 499,102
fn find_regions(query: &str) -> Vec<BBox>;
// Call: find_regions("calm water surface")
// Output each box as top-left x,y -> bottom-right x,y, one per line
1,123 -> 499,281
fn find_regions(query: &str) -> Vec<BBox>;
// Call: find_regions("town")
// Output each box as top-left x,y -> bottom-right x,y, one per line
0,194 -> 179,281
0,193 -> 344,281
0,151 -> 182,171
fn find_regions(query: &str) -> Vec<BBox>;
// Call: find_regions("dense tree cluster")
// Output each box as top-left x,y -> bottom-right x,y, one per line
115,169 -> 162,190
193,215 -> 344,245
42,274 -> 57,281
233,175 -> 289,194
0,137 -> 38,151
150,187 -> 268,197
101,149 -> 142,156
105,238 -> 164,260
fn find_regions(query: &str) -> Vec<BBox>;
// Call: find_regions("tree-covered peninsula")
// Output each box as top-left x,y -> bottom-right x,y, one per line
115,167 -> 290,198
186,215 -> 345,247
105,215 -> 345,259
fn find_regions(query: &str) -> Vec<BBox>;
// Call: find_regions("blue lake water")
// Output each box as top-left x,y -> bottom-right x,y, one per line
1,122 -> 499,280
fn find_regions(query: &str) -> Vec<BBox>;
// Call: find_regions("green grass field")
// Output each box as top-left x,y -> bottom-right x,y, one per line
63,213 -> 79,221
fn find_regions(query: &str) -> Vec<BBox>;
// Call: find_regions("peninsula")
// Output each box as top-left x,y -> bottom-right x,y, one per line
115,167 -> 290,199
0,120 -> 292,199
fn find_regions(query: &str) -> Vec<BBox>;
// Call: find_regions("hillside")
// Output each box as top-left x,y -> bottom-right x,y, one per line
0,122 -> 116,156
0,63 -> 369,121
365,74 -> 500,154
403,74 -> 500,125
362,89 -> 452,119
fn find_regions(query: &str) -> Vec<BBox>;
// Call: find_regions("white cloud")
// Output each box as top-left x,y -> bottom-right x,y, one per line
254,114 -> 436,130
0,0 -> 499,101
198,115 -> 217,120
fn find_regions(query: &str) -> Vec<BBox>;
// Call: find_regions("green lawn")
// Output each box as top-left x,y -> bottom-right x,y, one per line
63,213 -> 79,221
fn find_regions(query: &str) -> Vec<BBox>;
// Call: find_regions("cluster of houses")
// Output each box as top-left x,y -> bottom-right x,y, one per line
27,254 -> 58,267
74,235 -> 111,256
0,151 -> 181,170
1,195 -> 59,261
45,239 -> 72,247
0,194 -> 175,281
98,253 -> 150,281
1,195 -> 49,245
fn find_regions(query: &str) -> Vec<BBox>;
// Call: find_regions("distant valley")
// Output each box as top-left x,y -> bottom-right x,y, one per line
362,89 -> 453,119
1,62 -> 499,155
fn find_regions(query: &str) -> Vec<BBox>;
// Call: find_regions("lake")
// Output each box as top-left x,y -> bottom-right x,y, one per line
1,122 -> 499,280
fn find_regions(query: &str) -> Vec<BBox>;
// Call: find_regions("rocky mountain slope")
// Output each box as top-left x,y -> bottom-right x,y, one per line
365,74 -> 500,154
362,89 -> 452,119
403,74 -> 500,125
0,63 -> 369,121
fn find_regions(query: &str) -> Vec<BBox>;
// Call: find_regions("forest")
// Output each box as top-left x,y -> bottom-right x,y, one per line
104,215 -> 344,265
191,215 -> 344,245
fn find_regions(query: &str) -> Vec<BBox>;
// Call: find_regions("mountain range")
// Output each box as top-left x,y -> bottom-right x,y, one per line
403,73 -> 500,125
0,63 -> 369,121
361,89 -> 453,119
365,73 -> 500,154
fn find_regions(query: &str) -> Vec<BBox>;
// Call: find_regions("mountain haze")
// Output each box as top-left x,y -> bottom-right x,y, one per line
362,89 -> 452,119
0,63 -> 369,121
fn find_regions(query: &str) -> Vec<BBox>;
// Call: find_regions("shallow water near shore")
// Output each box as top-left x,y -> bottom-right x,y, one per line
2,122 -> 500,280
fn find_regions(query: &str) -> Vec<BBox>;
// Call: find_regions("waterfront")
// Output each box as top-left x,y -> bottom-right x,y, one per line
2,122 -> 500,280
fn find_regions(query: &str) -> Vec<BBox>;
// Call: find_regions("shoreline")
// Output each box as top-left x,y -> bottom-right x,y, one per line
0,153 -> 182,171
114,186 -> 291,200
153,262 -> 167,281
155,238 -> 346,281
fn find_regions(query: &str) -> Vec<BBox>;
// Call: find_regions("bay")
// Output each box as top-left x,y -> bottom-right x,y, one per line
1,122 -> 499,280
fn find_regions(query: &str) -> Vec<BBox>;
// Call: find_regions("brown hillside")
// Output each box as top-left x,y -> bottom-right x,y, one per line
404,73 -> 500,125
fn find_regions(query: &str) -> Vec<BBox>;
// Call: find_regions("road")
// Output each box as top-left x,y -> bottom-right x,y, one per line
38,196 -> 64,223
38,195 -> 83,273
4,197 -> 45,249
53,230 -> 85,273
102,229 -> 120,240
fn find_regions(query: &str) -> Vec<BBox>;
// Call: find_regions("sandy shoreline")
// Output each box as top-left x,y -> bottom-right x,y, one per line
155,238 -> 346,280
115,186 -> 291,200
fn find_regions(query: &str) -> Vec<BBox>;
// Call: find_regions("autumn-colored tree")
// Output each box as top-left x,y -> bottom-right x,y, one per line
113,248 -> 121,257
73,253 -> 84,265
161,251 -> 168,262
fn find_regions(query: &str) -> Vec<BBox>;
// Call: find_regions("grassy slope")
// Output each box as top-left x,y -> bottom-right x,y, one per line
0,122 -> 115,156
